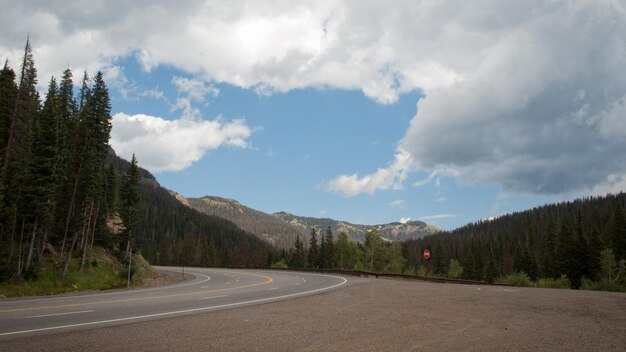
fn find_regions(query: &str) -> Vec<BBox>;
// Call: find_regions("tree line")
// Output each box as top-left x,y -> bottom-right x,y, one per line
0,39 -> 143,281
0,40 -> 274,283
276,193 -> 626,290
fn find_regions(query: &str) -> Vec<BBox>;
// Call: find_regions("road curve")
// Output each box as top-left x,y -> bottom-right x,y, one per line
0,267 -> 348,339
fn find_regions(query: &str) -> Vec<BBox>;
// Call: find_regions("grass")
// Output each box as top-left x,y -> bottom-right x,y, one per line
0,247 -> 155,297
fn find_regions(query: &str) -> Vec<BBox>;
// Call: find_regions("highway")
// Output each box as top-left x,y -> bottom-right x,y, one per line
0,267 -> 348,339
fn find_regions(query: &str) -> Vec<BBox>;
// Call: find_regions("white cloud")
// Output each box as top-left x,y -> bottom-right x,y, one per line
172,76 -> 219,102
110,113 -> 251,172
324,149 -> 412,197
419,214 -> 456,221
389,199 -> 406,208
2,1 -> 626,195
399,217 -> 411,224
399,1 -> 626,195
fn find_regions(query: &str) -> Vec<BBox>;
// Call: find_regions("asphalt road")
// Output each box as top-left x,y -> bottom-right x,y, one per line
0,267 -> 347,339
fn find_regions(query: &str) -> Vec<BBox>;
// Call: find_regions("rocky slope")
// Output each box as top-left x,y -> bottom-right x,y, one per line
183,196 -> 308,248
273,212 -> 442,243
176,194 -> 442,246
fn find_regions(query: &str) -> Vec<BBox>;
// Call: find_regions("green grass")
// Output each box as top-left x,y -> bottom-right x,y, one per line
0,247 -> 154,297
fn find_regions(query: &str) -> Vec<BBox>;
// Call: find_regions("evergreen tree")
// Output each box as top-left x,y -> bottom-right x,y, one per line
119,154 -> 141,259
540,218 -> 559,278
610,205 -> 626,261
323,225 -> 335,268
307,229 -> 319,268
291,235 -> 305,268
485,249 -> 498,283
319,232 -> 327,268
586,225 -> 602,280
432,243 -> 446,275
513,243 -> 537,279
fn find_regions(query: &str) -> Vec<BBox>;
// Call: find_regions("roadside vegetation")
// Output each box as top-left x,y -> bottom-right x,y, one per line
0,247 -> 154,297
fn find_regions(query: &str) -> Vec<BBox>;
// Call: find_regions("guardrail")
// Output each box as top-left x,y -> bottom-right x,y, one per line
241,267 -> 514,286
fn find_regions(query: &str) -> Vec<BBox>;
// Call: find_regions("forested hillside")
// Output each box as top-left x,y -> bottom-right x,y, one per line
185,196 -> 308,248
108,153 -> 273,268
0,40 -> 272,284
403,193 -> 626,289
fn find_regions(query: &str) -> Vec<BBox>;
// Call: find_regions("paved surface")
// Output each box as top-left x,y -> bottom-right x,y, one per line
1,270 -> 625,351
0,267 -> 346,339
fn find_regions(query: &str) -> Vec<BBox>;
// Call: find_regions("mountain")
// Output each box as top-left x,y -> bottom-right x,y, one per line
107,150 -> 273,267
176,196 -> 441,246
273,212 -> 442,243
183,196 -> 308,248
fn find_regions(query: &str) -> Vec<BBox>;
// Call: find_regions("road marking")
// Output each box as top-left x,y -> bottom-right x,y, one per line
198,295 -> 227,300
295,283 -> 301,286
225,282 -> 230,285
268,287 -> 278,290
0,273 -> 347,337
27,310 -> 94,319
0,272 -> 272,313
200,286 -> 210,289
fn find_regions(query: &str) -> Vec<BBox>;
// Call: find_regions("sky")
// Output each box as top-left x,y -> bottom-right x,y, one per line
1,0 -> 626,230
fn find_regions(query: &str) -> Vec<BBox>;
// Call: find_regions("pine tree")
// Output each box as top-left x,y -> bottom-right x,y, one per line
119,154 -> 141,259
291,236 -> 305,268
319,232 -> 327,268
1,38 -> 40,279
432,243 -> 445,275
610,205 -> 626,261
323,225 -> 335,268
307,229 -> 319,268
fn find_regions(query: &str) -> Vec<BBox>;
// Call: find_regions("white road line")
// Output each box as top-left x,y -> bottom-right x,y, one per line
198,295 -> 227,300
268,287 -> 279,290
295,283 -> 301,286
200,286 -> 211,289
0,274 -> 348,337
27,310 -> 94,319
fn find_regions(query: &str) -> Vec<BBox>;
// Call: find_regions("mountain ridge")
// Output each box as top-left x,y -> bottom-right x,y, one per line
175,194 -> 442,246
273,211 -> 442,243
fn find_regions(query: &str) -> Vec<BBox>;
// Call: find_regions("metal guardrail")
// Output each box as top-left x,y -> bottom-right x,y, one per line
239,267 -> 514,286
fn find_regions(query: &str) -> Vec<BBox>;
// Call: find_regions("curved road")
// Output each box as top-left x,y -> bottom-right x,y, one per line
0,267 -> 347,339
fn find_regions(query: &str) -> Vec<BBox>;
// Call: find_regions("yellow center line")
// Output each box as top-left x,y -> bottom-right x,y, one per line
0,271 -> 273,313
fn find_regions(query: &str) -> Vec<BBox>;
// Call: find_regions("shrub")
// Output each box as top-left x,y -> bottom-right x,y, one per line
496,272 -> 534,287
270,259 -> 288,269
537,275 -> 570,289
580,277 -> 626,292
447,259 -> 463,279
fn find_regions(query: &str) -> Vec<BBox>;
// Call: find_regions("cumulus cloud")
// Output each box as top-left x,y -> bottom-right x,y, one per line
324,150 -> 412,197
0,0 -> 463,104
2,1 -> 625,195
110,113 -> 251,172
399,217 -> 411,224
400,1 -> 626,195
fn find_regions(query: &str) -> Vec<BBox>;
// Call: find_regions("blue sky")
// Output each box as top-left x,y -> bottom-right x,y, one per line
2,1 -> 625,230
105,57 -> 566,229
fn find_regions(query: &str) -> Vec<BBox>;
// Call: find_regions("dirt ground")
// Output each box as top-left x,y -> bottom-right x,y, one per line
4,276 -> 625,351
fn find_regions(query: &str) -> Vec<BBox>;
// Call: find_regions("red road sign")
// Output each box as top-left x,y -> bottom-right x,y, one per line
424,249 -> 431,260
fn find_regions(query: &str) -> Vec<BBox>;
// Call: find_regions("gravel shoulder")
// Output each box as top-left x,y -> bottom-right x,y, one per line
4,276 -> 625,351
